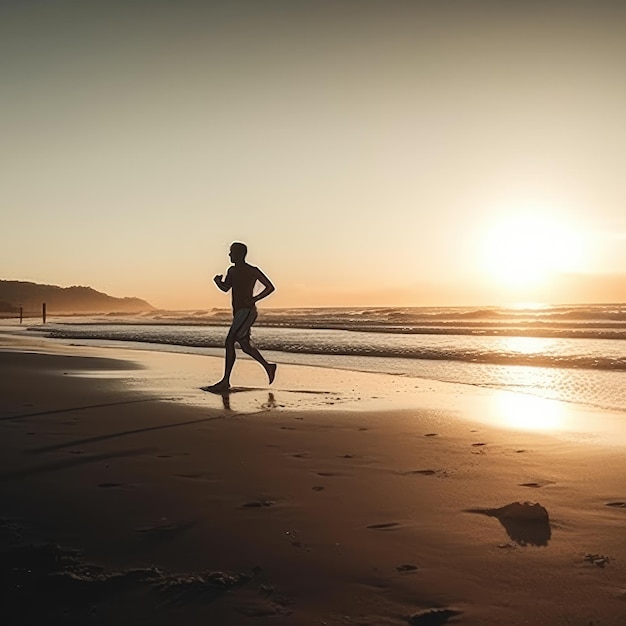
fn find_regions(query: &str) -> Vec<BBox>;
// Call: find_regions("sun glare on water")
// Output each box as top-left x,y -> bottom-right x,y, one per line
481,213 -> 585,288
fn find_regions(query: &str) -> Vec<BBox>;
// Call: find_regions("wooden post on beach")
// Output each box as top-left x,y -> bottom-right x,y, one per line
19,306 -> 23,324
42,302 -> 47,324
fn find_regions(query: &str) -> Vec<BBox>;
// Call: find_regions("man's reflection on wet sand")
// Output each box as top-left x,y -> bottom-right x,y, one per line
212,390 -> 278,412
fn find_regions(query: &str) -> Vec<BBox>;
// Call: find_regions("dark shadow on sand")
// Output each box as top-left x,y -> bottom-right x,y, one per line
465,501 -> 551,546
27,417 -> 224,455
0,448 -> 156,483
0,398 -> 155,422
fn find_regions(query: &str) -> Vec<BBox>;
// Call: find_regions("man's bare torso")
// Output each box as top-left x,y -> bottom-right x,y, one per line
226,263 -> 260,312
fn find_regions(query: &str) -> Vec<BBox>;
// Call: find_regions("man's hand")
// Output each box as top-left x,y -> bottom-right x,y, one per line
214,273 -> 231,292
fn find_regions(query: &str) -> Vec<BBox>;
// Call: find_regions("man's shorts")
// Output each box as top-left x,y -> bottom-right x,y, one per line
230,307 -> 257,341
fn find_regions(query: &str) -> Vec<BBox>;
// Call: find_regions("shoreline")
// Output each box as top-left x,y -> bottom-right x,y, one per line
2,336 -> 626,623
6,317 -> 626,417
2,325 -> 626,446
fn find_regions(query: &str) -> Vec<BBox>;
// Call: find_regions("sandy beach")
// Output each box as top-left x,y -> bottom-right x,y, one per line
5,0 -> 626,623
2,334 -> 626,625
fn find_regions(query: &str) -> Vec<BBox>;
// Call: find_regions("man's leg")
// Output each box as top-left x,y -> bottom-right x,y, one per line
221,332 -> 237,385
203,331 -> 236,392
204,310 -> 247,391
239,337 -> 276,384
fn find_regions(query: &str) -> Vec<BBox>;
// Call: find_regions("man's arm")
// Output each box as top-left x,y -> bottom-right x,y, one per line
213,268 -> 232,292
252,267 -> 275,304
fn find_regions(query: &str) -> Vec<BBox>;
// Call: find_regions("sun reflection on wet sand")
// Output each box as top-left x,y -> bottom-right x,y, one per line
492,391 -> 566,432
482,388 -> 626,445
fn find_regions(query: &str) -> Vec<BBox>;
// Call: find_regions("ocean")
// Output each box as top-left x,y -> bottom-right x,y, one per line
27,303 -> 626,413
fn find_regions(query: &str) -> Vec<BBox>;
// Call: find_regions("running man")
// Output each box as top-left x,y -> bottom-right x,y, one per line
205,242 -> 276,392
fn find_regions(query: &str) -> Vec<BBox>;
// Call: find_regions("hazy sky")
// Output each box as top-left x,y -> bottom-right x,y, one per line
2,0 -> 626,309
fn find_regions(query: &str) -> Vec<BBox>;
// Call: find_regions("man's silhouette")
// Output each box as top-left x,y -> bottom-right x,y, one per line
205,242 -> 276,392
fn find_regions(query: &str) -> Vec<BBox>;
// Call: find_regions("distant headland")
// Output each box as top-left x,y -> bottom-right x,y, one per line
0,280 -> 154,314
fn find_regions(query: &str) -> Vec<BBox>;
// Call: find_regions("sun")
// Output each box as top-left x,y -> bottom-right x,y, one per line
480,213 -> 584,288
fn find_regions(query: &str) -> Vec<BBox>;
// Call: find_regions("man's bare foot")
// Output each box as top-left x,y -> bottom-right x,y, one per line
201,381 -> 231,394
267,363 -> 277,385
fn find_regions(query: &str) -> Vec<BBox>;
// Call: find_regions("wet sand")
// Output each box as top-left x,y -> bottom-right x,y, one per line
2,336 -> 626,624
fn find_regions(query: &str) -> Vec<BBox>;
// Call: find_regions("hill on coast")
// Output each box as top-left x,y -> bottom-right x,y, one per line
0,280 -> 154,314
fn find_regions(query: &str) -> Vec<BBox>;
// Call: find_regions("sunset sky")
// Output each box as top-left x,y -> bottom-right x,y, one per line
2,0 -> 626,309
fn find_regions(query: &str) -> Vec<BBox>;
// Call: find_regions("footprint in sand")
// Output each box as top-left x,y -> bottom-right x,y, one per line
584,553 -> 610,567
174,472 -> 214,481
367,522 -> 402,531
242,500 -> 275,508
396,564 -> 419,572
408,608 -> 463,625
424,433 -> 438,437
472,442 -> 487,447
316,471 -> 339,477
402,469 -> 437,476
136,520 -> 196,539
519,481 -> 555,488
291,453 -> 310,459
606,502 -> 626,508
240,602 -> 291,617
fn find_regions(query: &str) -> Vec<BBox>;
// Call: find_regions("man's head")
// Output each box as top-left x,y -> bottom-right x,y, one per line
229,242 -> 248,263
